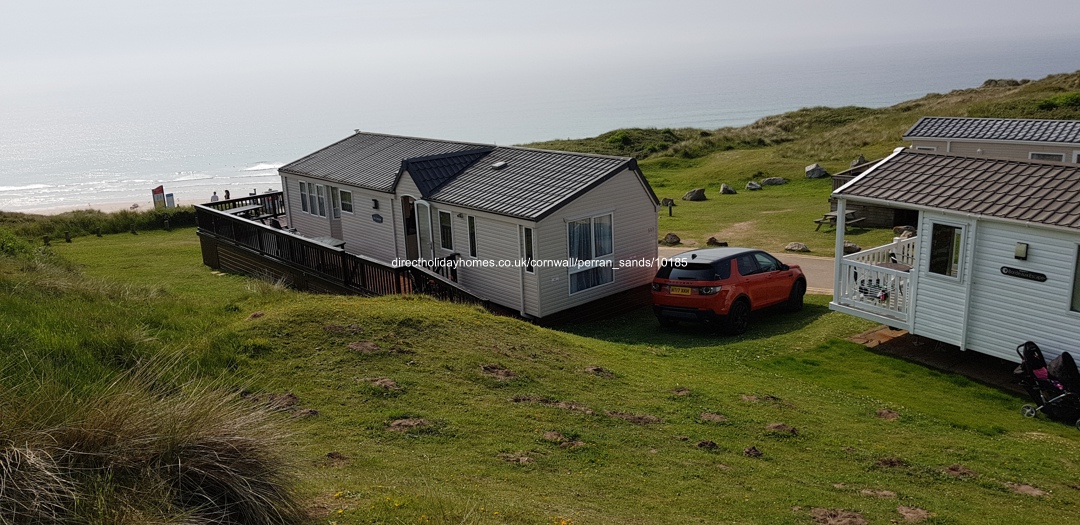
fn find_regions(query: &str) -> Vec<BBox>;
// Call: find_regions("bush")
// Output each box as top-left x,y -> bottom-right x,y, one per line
1,206 -> 199,241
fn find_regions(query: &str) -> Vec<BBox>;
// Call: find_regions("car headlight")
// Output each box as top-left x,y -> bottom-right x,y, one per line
699,286 -> 720,295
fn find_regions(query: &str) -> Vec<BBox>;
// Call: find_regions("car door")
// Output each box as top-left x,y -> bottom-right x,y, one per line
752,251 -> 795,305
734,254 -> 771,308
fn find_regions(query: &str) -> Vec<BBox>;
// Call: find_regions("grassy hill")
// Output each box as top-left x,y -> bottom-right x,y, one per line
4,227 -> 1080,524
526,71 -> 1080,253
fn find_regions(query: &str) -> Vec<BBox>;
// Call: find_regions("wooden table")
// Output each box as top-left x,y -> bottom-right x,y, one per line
227,204 -> 262,217
815,211 -> 865,231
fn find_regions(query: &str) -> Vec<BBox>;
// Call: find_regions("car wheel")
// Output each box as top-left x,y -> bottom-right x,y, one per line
658,317 -> 679,328
787,279 -> 806,312
725,300 -> 751,335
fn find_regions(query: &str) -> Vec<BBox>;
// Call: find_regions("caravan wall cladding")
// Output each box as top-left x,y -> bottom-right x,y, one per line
913,211 -> 1080,362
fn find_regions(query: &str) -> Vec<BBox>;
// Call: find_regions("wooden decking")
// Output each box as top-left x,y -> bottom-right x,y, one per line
196,193 -> 498,311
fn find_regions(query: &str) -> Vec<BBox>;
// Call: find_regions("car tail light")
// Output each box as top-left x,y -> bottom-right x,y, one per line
699,286 -> 720,295
651,283 -> 662,292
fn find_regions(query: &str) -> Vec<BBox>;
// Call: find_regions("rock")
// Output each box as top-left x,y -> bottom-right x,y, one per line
892,225 -> 916,235
761,177 -> 788,186
746,181 -> 762,191
843,241 -> 862,254
719,183 -> 737,195
660,233 -> 681,245
851,154 -> 867,168
682,188 -> 707,201
706,237 -> 727,247
785,242 -> 810,253
660,197 -> 676,207
743,446 -> 763,458
805,163 -> 830,179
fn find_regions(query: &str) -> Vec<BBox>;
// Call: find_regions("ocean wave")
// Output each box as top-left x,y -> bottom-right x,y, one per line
0,183 -> 52,192
173,173 -> 214,182
242,162 -> 284,172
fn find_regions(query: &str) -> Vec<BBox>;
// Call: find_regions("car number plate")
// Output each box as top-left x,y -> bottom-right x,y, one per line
670,286 -> 692,295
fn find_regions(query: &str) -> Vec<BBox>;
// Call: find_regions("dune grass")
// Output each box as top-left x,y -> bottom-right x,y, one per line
6,228 -> 1071,524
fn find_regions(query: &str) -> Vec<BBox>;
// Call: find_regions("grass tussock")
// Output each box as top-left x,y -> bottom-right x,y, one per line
0,206 -> 198,242
0,363 -> 304,525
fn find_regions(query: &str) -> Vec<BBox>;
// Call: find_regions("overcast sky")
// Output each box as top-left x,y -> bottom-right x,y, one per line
3,0 -> 1079,98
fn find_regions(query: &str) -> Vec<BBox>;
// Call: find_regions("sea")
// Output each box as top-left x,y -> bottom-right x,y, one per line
2,37 -> 1078,214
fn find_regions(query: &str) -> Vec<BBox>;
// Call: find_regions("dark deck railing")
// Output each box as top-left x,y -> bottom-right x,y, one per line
195,199 -> 492,307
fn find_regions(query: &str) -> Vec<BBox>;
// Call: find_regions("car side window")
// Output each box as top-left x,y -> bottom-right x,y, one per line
753,252 -> 780,273
736,254 -> 759,276
713,259 -> 732,280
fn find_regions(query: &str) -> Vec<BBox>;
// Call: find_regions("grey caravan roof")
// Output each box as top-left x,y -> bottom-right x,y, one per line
835,149 -> 1080,230
281,131 -> 654,221
903,117 -> 1080,145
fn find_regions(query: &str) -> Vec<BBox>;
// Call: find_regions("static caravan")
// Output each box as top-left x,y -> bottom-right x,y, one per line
904,117 -> 1080,165
830,148 -> 1080,362
277,131 -> 660,319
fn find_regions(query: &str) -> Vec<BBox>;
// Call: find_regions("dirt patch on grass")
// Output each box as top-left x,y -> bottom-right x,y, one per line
710,221 -> 757,240
365,377 -> 400,390
765,423 -> 798,436
810,508 -> 867,525
897,506 -> 932,523
585,366 -> 615,378
292,408 -> 319,419
387,418 -> 430,431
1006,482 -> 1047,497
876,408 -> 900,420
325,451 -> 350,467
743,446 -> 763,458
542,431 -> 566,443
875,457 -> 908,468
859,489 -> 896,498
605,410 -> 661,425
741,394 -> 792,407
700,412 -> 727,423
480,363 -> 517,380
498,453 -> 533,464
247,311 -> 265,320
512,395 -> 595,415
348,341 -> 382,353
673,387 -> 691,396
945,464 -> 976,478
697,440 -> 718,450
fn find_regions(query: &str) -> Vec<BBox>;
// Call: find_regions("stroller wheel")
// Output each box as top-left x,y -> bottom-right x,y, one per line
1076,418 -> 1080,431
1021,404 -> 1038,418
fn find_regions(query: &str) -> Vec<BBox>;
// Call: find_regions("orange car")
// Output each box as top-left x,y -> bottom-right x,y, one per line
651,247 -> 806,334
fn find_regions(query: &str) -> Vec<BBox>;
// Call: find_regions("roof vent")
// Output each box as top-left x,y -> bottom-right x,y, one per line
491,161 -> 508,170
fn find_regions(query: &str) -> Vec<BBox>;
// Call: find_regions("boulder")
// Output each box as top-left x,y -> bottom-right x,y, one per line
784,242 -> 810,253
761,177 -> 788,186
706,237 -> 728,247
719,183 -> 737,195
851,154 -> 867,168
682,188 -> 707,201
660,232 -> 681,245
805,163 -> 830,179
745,181 -> 762,191
843,241 -> 862,254
660,197 -> 677,207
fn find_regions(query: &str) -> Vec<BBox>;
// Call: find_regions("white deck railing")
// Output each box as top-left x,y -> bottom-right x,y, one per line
835,237 -> 917,325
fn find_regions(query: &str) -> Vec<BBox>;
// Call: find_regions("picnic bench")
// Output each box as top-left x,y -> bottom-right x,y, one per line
815,211 -> 866,231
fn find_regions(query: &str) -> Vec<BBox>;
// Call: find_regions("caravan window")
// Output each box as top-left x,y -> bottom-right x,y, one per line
928,223 -> 963,278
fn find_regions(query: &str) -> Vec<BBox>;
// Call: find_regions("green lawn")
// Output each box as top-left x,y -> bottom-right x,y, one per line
7,228 -> 1071,524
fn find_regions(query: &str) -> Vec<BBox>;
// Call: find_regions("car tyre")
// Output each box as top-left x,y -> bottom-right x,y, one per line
786,279 -> 806,312
724,300 -> 751,335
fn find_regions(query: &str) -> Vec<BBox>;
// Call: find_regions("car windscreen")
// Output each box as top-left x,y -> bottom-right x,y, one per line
656,261 -> 728,281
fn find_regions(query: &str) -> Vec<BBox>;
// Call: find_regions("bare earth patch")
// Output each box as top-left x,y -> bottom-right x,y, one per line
810,508 -> 868,525
605,410 -> 661,425
365,377 -> 401,390
325,451 -> 350,467
542,431 -> 566,443
766,423 -> 798,436
387,418 -> 430,431
876,457 -> 908,468
511,395 -> 595,415
710,221 -> 757,240
585,366 -> 615,378
498,453 -> 533,464
292,408 -> 319,419
897,506 -> 932,523
743,446 -> 763,458
673,387 -> 691,396
480,363 -> 517,380
560,440 -> 586,449
700,412 -> 728,423
945,464 -> 976,478
348,341 -> 382,353
1006,482 -> 1047,497
247,311 -> 265,320
697,440 -> 718,450
876,408 -> 900,420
